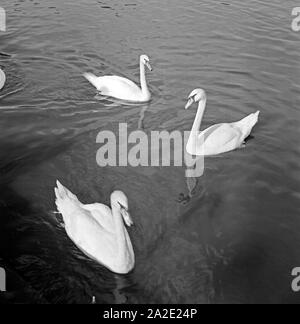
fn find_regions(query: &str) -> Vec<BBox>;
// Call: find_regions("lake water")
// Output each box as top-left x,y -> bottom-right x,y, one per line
0,0 -> 299,304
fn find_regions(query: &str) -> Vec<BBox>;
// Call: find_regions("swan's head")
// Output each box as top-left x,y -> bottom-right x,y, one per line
111,191 -> 133,227
140,55 -> 153,72
185,89 -> 207,109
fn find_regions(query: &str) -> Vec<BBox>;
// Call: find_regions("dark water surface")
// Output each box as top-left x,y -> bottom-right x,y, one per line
0,0 -> 299,304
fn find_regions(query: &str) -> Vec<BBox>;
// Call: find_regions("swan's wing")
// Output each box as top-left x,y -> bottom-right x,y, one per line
54,181 -> 114,232
84,73 -> 142,101
82,203 -> 115,233
199,123 -> 242,155
105,76 -> 139,89
97,76 -> 141,96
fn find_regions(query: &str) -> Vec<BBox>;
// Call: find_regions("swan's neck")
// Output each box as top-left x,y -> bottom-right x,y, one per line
191,99 -> 206,135
111,202 -> 128,254
140,62 -> 150,97
187,99 -> 207,153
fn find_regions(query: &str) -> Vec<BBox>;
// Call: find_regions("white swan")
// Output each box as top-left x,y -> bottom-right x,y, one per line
84,55 -> 152,103
0,68 -> 6,90
185,89 -> 260,156
54,181 -> 135,274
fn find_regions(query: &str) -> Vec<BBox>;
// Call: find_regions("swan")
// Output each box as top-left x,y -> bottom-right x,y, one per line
0,68 -> 6,90
185,89 -> 260,156
54,181 -> 135,274
83,55 -> 152,103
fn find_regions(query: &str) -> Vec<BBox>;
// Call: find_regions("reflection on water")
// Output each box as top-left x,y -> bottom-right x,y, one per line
93,93 -> 151,129
0,0 -> 299,304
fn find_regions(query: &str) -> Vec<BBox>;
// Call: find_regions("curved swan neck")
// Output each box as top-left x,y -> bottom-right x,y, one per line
111,201 -> 127,249
191,98 -> 207,134
140,61 -> 149,96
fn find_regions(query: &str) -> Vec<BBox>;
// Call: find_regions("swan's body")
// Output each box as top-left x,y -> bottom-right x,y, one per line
84,55 -> 152,103
0,69 -> 6,90
185,89 -> 260,156
54,181 -> 135,274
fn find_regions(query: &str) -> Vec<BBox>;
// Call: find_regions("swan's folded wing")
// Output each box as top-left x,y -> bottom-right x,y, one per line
95,76 -> 142,99
62,206 -> 117,262
82,203 -> 115,233
201,123 -> 242,154
107,76 -> 138,88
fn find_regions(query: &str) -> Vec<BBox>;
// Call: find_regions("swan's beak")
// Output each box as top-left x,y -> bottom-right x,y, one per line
121,209 -> 134,227
185,98 -> 194,110
146,61 -> 153,72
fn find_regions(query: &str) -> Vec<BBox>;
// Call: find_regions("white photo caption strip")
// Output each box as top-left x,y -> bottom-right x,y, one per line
103,307 -> 198,321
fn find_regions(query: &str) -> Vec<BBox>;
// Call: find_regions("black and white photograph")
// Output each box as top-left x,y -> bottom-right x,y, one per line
0,0 -> 300,307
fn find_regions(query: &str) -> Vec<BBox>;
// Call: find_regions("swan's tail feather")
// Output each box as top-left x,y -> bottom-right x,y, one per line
83,73 -> 100,90
249,110 -> 260,129
237,111 -> 260,139
54,180 -> 81,217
